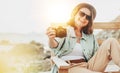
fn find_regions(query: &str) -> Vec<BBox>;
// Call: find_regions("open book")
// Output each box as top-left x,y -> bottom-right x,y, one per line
51,56 -> 70,69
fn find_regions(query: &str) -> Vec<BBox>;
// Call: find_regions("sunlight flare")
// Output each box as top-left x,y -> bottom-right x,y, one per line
46,1 -> 71,23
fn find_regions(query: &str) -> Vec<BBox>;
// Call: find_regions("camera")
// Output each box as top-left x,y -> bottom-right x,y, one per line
54,26 -> 67,38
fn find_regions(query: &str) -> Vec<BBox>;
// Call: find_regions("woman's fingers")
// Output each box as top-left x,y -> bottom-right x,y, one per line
46,27 -> 56,39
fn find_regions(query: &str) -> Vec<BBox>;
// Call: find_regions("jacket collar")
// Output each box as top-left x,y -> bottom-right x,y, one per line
67,26 -> 87,41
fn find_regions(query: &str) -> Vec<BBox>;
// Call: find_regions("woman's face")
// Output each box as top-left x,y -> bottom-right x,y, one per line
74,8 -> 91,28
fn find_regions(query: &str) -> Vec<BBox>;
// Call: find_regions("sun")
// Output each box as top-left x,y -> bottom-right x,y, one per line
46,1 -> 71,23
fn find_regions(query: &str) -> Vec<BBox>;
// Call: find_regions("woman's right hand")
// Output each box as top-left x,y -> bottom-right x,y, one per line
46,27 -> 56,40
46,27 -> 58,48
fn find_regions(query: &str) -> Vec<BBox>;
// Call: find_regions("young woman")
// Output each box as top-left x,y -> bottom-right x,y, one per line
46,3 -> 120,73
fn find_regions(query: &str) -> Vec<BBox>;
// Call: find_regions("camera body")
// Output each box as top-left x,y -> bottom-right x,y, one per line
54,26 -> 67,38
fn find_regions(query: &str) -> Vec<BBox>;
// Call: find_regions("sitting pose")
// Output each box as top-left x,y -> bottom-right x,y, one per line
46,2 -> 120,73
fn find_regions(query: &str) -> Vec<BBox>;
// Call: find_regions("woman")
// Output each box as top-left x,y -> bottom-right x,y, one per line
46,3 -> 120,73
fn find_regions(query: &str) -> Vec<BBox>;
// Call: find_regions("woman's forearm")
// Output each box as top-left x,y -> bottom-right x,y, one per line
49,39 -> 58,48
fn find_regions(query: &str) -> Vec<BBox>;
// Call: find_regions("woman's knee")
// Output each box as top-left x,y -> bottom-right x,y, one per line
106,38 -> 117,43
106,38 -> 120,50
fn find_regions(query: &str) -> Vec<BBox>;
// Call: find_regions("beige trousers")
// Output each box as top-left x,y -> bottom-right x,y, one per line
69,38 -> 120,73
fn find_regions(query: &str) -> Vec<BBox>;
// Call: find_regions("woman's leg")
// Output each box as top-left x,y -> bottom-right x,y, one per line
88,38 -> 120,72
69,62 -> 102,73
69,67 -> 102,73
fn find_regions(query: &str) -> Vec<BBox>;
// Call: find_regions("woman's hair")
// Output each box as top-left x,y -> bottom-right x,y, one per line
67,3 -> 96,34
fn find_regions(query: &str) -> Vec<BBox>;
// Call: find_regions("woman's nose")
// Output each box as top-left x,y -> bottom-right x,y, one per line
81,15 -> 87,20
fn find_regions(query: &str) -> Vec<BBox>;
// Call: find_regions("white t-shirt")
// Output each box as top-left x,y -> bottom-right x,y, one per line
61,43 -> 84,61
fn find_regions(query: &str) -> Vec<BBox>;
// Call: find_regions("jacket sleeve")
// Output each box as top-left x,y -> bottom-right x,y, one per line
51,37 -> 65,56
93,35 -> 99,54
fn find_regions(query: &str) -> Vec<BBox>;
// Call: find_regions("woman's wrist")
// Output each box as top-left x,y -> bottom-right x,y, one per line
49,38 -> 58,48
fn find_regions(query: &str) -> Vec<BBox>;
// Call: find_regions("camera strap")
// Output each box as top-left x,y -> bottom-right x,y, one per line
59,38 -> 66,50
56,38 -> 66,56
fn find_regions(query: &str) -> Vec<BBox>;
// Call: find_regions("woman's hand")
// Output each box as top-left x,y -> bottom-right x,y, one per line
46,27 -> 56,40
46,27 -> 58,48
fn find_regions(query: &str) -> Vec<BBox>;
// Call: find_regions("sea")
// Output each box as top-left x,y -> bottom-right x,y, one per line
0,29 -> 101,50
0,33 -> 49,46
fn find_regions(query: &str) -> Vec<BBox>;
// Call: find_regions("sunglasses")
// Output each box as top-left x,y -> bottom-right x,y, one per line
79,11 -> 91,20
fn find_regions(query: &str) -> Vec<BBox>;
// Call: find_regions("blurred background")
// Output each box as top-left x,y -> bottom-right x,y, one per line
0,0 -> 120,73
0,0 -> 120,45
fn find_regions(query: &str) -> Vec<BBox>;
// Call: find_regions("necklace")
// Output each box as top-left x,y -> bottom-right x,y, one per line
74,29 -> 82,43
76,37 -> 81,43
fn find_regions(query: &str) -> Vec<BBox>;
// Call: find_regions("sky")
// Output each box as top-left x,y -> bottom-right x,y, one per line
0,0 -> 120,34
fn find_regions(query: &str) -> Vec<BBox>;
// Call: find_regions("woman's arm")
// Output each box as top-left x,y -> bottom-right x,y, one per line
93,35 -> 99,53
49,38 -> 58,48
46,27 -> 58,48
